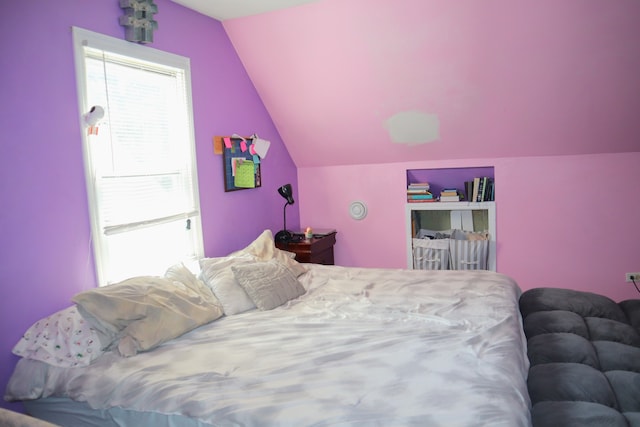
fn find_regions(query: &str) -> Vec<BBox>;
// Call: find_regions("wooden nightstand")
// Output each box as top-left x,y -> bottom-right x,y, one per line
276,231 -> 337,265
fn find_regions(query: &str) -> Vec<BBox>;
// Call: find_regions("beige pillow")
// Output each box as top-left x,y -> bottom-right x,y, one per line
230,230 -> 308,277
232,260 -> 305,311
72,275 -> 223,357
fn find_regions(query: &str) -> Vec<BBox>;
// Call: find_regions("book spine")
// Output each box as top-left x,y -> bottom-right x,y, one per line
479,177 -> 487,201
476,178 -> 484,202
472,177 -> 480,202
407,183 -> 430,190
464,181 -> 473,202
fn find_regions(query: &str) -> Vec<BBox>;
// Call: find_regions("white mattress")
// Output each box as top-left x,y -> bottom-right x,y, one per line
6,265 -> 531,427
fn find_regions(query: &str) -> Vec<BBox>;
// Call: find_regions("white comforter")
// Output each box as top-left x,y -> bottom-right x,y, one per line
6,266 -> 531,427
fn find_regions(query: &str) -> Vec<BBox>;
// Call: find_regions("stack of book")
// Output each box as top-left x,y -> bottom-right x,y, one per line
464,177 -> 495,202
439,188 -> 461,202
407,182 -> 434,203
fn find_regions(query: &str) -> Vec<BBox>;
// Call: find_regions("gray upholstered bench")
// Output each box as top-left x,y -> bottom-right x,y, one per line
519,287 -> 640,427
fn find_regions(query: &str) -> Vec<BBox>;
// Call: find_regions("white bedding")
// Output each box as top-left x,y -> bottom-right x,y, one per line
6,265 -> 531,427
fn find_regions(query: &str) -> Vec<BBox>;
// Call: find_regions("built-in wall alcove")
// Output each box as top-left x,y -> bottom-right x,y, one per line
405,167 -> 497,271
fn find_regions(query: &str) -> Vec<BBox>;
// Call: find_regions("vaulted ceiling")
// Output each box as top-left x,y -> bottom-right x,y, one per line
172,0 -> 640,167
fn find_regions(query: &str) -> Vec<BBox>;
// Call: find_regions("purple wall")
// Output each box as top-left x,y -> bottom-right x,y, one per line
406,167 -> 494,199
0,0 -> 298,410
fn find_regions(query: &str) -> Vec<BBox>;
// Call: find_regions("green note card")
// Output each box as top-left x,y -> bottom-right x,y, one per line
234,160 -> 255,188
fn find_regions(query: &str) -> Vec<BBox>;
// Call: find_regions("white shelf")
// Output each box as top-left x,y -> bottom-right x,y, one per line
405,202 -> 497,271
406,201 -> 496,210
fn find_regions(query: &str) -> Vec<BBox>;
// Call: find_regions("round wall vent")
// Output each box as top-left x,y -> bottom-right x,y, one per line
349,201 -> 368,220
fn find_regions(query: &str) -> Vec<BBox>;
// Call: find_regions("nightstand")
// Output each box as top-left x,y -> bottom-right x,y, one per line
276,231 -> 337,265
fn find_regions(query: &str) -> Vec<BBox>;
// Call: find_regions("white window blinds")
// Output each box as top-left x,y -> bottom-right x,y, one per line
73,27 -> 203,285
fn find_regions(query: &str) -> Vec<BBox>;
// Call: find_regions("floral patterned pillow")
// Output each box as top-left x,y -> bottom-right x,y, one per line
12,306 -> 104,367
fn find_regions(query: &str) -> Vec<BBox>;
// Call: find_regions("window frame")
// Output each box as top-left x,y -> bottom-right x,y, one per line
72,27 -> 204,286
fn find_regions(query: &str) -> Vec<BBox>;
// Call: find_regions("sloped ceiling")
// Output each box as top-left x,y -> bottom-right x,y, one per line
176,0 -> 640,167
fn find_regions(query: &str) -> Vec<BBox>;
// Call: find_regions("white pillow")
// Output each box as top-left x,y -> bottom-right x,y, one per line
199,255 -> 257,315
12,306 -> 104,367
165,262 -> 223,313
229,229 -> 308,277
232,260 -> 305,310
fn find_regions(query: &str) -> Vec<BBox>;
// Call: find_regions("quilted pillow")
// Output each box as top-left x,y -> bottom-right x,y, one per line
72,275 -> 223,357
12,306 -> 105,367
232,260 -> 305,310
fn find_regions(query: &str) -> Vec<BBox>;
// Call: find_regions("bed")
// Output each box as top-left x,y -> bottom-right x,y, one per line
5,231 -> 531,427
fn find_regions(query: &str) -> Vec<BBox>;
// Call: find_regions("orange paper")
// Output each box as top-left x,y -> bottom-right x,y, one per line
213,136 -> 223,154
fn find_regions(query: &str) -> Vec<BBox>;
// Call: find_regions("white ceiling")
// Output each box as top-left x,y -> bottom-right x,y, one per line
170,0 -> 321,21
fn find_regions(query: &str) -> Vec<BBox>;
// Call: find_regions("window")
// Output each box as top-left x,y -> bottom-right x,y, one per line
72,27 -> 203,285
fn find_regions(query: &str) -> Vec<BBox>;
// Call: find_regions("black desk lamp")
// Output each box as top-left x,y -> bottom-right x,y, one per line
275,184 -> 301,243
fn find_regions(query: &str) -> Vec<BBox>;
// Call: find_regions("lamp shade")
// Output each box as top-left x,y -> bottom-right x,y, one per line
278,184 -> 295,205
275,184 -> 299,243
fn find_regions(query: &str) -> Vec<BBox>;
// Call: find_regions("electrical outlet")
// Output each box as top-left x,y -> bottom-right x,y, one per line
626,273 -> 640,283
